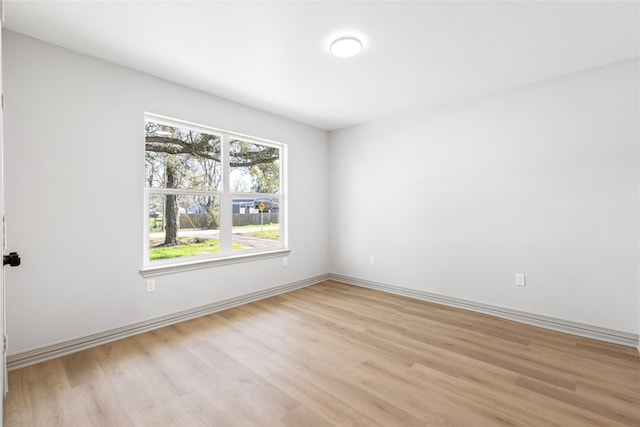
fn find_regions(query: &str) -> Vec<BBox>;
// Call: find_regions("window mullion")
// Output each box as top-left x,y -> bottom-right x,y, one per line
219,134 -> 232,253
147,188 -> 222,197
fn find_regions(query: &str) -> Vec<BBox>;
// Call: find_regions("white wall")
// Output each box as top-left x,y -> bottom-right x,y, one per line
330,59 -> 639,334
3,31 -> 329,354
3,30 -> 638,354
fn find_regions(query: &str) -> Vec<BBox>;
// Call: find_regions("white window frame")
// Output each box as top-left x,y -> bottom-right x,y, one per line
141,113 -> 288,277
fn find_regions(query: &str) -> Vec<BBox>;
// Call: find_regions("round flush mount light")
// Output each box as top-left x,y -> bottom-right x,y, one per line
330,37 -> 363,58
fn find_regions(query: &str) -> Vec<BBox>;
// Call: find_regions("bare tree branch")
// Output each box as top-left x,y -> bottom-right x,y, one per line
145,136 -> 278,167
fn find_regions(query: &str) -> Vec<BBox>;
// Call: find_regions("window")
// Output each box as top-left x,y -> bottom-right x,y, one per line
142,114 -> 286,275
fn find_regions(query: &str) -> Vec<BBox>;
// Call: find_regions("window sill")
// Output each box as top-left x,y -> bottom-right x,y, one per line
140,249 -> 291,278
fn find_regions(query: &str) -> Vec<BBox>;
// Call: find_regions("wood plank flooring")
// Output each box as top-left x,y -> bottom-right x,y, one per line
4,280 -> 639,426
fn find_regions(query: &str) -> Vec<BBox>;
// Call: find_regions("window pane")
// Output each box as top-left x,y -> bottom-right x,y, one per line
148,193 -> 220,261
229,139 -> 280,193
145,121 -> 221,191
232,197 -> 280,252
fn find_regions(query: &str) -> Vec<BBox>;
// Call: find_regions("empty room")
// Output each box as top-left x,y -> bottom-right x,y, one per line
0,1 -> 638,426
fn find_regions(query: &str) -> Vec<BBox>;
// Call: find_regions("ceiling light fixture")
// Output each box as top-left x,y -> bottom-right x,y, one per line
330,37 -> 362,58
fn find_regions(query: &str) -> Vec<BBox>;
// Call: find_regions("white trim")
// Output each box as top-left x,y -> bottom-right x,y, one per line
330,274 -> 640,348
147,188 -> 223,196
7,273 -> 328,370
279,144 -> 287,249
9,273 -> 637,369
140,249 -> 290,277
220,133 -> 232,252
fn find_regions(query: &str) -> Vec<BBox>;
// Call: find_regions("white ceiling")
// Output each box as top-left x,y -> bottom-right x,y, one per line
4,1 -> 639,131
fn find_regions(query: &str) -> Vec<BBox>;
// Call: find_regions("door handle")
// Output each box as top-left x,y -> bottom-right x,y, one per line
3,252 -> 20,267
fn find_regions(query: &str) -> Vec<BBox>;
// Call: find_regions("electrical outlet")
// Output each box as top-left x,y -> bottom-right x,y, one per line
146,279 -> 156,293
369,255 -> 375,265
515,273 -> 526,287
282,257 -> 288,267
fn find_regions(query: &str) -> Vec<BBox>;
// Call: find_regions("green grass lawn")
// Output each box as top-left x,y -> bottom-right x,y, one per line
246,229 -> 279,239
150,229 -> 279,261
232,223 -> 278,230
150,239 -> 243,261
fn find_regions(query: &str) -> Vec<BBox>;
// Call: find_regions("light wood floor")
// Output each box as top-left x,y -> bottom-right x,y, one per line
4,281 -> 639,426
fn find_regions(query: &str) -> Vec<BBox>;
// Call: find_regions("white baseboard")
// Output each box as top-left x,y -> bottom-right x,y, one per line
330,274 -> 639,349
7,274 -> 329,370
9,272 -> 637,370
